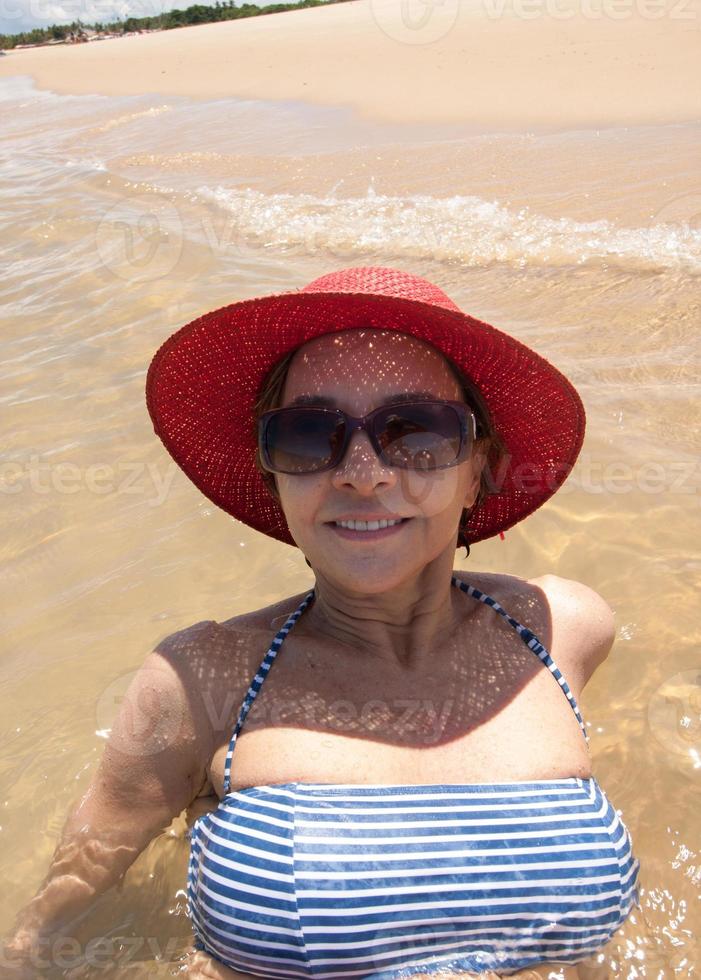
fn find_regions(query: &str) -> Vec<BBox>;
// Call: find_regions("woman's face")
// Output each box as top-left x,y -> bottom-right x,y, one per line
275,329 -> 486,591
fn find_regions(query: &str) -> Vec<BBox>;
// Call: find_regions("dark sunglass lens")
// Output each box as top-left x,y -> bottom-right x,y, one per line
265,410 -> 343,473
377,404 -> 464,469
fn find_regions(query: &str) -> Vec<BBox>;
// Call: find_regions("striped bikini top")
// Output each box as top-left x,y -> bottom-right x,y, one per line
188,575 -> 640,979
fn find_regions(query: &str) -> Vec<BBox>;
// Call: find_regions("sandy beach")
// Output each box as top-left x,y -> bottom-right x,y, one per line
1,0 -> 700,128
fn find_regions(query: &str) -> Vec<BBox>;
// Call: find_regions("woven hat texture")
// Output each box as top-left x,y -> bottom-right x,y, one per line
146,266 -> 585,546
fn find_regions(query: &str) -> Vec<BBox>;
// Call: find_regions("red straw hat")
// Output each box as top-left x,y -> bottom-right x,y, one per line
146,266 -> 585,547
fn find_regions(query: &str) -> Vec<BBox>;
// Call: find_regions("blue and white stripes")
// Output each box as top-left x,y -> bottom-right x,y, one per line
188,578 -> 640,978
188,780 -> 640,977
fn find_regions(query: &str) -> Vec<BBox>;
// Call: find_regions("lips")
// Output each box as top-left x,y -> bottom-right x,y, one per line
327,518 -> 411,540
326,515 -> 408,524
334,518 -> 404,530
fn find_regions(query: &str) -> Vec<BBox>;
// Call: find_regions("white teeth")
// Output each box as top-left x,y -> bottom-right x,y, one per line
335,518 -> 404,531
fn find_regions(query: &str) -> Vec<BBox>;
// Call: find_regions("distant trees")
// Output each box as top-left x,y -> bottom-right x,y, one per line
0,0 -> 350,49
2,18 -> 88,47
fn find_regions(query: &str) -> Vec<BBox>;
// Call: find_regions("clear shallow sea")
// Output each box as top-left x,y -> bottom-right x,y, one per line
0,73 -> 699,977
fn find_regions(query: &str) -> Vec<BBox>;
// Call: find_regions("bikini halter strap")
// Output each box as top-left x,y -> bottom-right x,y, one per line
221,576 -> 589,794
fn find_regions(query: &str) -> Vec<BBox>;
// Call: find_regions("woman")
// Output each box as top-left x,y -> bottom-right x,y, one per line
5,266 -> 639,979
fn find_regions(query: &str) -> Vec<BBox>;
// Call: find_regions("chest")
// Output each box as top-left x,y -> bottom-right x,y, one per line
205,607 -> 592,795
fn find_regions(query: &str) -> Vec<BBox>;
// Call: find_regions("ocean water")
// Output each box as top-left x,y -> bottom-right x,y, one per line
0,73 -> 699,977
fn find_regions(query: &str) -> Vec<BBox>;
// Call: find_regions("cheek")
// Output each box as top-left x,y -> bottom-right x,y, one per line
395,467 -> 464,516
277,475 -> 326,522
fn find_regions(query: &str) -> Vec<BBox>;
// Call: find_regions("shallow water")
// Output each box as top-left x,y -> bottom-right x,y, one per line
0,73 -> 699,978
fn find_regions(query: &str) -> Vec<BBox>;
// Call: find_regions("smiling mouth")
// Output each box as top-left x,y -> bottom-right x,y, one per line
328,518 -> 411,532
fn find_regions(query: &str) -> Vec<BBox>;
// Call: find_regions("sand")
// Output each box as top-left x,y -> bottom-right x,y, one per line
1,0 -> 699,129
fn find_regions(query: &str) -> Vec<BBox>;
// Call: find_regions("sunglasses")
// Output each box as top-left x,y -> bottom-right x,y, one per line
258,399 -> 477,475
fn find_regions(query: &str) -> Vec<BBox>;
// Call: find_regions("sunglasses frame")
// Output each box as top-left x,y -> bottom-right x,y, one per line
258,399 -> 477,475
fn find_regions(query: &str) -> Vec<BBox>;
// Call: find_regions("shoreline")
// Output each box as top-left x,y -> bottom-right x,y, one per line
1,0 -> 700,129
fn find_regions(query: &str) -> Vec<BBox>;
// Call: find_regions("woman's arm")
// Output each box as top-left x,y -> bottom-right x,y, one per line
3,624 -> 216,974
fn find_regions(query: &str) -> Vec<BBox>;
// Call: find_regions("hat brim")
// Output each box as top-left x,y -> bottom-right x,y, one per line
146,289 -> 585,546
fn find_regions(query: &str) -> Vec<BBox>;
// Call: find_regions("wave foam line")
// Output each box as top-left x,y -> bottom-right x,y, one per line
193,185 -> 701,272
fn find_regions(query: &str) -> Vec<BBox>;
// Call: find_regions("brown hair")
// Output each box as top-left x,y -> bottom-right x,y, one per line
252,344 -> 508,549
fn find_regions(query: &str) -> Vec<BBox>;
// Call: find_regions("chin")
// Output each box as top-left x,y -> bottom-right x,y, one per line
316,558 -> 432,594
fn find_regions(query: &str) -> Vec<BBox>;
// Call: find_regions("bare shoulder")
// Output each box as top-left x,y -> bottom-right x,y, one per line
529,574 -> 616,646
454,569 -> 616,691
154,589 -> 312,681
97,621 -> 227,810
218,589 -> 314,635
151,618 -> 231,685
146,615 -> 262,745
527,573 -> 616,689
154,618 -> 220,657
528,573 -> 614,616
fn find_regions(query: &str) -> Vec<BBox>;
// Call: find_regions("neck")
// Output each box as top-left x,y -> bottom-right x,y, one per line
303,557 -> 473,673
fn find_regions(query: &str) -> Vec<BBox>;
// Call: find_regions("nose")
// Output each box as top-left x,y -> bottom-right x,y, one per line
330,428 -> 398,494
